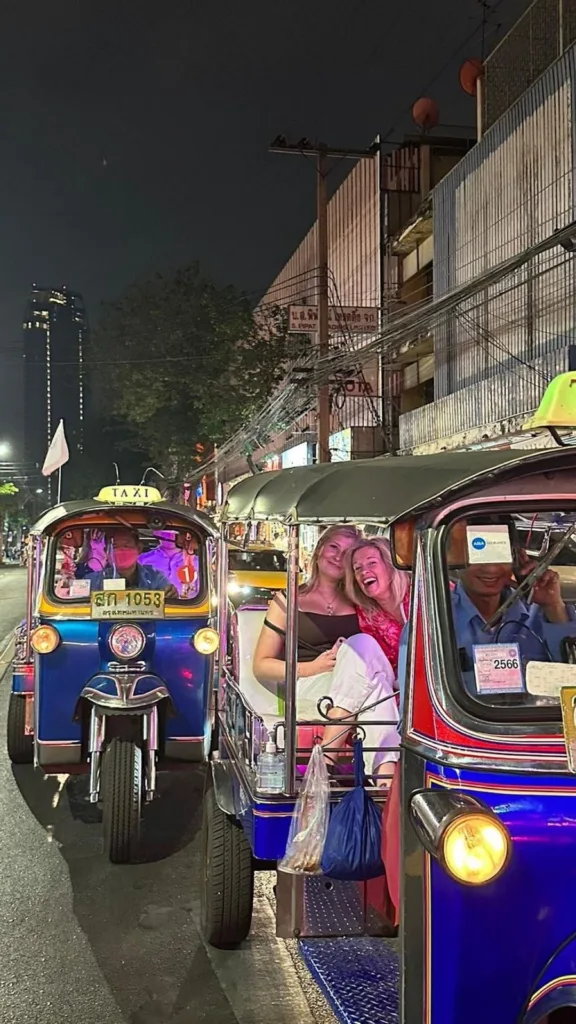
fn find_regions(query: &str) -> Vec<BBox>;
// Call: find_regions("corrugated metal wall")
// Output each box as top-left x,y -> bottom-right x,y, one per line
433,45 -> 575,405
399,347 -> 570,450
259,156 -> 380,309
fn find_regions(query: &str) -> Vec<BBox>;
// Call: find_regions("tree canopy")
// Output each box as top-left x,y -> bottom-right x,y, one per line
91,265 -> 296,477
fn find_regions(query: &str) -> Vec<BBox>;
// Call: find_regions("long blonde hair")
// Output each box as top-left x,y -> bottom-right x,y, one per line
300,524 -> 363,595
344,537 -> 409,614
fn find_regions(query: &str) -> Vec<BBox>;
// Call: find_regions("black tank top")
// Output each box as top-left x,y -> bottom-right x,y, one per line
264,607 -> 359,663
297,611 -> 359,662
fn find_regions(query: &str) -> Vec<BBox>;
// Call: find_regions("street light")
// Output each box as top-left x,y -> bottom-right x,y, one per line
0,442 -> 11,459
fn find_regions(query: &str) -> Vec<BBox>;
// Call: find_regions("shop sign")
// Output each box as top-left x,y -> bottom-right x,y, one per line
329,428 -> 352,462
288,305 -> 378,333
281,442 -> 313,468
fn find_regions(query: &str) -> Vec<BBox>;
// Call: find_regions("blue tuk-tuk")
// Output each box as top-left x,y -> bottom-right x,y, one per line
7,482 -> 219,863
203,373 -> 576,1024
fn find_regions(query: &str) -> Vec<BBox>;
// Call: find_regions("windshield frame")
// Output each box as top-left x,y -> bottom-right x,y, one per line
228,549 -> 287,574
432,499 -> 576,727
45,524 -> 208,609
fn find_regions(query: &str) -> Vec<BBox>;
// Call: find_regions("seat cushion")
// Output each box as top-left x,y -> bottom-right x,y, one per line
232,606 -> 284,732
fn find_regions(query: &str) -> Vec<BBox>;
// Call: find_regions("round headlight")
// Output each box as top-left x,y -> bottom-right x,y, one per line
442,812 -> 510,885
31,625 -> 60,655
193,627 -> 219,655
108,623 -> 146,661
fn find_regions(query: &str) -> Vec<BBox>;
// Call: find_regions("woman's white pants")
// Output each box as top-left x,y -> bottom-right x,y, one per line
296,633 -> 399,775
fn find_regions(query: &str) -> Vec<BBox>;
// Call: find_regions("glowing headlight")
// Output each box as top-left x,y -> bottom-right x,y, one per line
193,627 -> 219,655
228,580 -> 241,595
31,625 -> 60,655
442,813 -> 510,885
108,623 -> 146,661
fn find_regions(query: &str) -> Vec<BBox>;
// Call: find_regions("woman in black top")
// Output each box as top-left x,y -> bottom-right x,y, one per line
253,525 -> 399,783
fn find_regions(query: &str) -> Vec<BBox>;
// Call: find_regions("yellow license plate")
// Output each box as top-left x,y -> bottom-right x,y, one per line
91,590 -> 165,620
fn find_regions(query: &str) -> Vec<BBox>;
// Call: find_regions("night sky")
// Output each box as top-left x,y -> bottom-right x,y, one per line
2,0 -> 528,452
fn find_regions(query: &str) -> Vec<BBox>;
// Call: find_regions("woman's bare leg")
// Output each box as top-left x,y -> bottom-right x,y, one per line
322,706 -> 354,765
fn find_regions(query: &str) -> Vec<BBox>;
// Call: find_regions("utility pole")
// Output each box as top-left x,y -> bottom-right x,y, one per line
269,137 -> 377,463
316,144 -> 330,462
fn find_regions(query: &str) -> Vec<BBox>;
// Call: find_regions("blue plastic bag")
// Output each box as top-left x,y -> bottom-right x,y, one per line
321,739 -> 385,881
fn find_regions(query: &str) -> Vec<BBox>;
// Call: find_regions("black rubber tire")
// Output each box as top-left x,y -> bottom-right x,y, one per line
200,781 -> 254,948
7,694 -> 33,764
101,734 -> 143,864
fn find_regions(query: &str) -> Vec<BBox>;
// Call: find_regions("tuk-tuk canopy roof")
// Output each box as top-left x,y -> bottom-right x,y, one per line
30,498 -> 218,537
222,449 -> 576,524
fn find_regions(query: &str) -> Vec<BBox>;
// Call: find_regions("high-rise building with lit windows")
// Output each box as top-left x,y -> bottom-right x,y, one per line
23,285 -> 87,475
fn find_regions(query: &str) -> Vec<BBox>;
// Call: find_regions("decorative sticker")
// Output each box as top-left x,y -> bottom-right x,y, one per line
560,686 -> 576,773
472,643 -> 524,694
103,577 -> 126,591
466,524 -> 512,564
69,579 -> 91,599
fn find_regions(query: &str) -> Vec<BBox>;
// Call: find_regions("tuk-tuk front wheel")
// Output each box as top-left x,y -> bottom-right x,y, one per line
201,782 -> 254,949
101,728 -> 143,864
7,694 -> 33,764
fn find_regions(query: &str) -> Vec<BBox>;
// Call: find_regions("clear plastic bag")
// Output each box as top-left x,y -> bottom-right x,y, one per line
279,743 -> 330,875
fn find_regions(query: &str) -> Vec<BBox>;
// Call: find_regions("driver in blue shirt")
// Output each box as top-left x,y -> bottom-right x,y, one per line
86,529 -> 177,597
451,559 -> 576,693
397,556 -> 576,702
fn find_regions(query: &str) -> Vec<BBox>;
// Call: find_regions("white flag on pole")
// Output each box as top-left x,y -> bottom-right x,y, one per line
42,420 -> 70,477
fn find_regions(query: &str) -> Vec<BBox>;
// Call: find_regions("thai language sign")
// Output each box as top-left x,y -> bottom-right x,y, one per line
288,305 -> 378,333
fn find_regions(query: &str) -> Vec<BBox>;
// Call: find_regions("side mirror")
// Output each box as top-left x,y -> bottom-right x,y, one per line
390,519 -> 469,570
59,527 -> 83,550
390,521 -> 414,569
176,530 -> 199,554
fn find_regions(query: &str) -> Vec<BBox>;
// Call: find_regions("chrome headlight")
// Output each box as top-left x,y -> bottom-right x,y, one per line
108,623 -> 146,661
31,625 -> 60,654
193,627 -> 219,655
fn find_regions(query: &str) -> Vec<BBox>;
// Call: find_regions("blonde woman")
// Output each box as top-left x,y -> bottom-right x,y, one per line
253,525 -> 398,785
345,537 -> 410,675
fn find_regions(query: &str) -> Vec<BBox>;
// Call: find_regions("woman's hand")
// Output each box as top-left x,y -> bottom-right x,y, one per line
307,649 -> 338,675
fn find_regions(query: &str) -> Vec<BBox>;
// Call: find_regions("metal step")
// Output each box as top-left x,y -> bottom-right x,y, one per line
300,937 -> 399,1024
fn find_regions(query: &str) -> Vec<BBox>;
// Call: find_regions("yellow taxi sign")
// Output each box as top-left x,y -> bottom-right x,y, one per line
523,372 -> 576,431
95,484 -> 163,505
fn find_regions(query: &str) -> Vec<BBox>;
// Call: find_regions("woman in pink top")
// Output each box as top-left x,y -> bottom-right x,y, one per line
345,537 -> 410,674
341,537 -> 410,785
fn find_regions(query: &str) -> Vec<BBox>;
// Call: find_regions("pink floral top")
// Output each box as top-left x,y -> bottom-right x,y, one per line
356,592 -> 410,674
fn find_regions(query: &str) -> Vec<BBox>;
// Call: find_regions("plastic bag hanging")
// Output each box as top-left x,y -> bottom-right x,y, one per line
279,743 -> 330,875
321,738 -> 385,881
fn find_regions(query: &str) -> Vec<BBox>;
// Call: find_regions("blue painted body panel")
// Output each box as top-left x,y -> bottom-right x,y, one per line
35,616 -> 212,745
12,669 -> 33,695
428,762 -> 576,1023
218,734 -> 295,861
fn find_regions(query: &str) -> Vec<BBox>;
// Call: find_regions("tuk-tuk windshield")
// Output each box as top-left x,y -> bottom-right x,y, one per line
444,507 -> 576,711
52,523 -> 203,603
228,548 -> 287,573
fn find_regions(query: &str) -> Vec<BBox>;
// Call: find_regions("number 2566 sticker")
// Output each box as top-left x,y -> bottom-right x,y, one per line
472,643 -> 524,694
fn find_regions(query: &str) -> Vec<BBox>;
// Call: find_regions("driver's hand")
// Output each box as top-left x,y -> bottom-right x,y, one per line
530,568 -> 566,618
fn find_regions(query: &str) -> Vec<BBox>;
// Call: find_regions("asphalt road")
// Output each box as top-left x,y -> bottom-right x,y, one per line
0,570 -> 334,1024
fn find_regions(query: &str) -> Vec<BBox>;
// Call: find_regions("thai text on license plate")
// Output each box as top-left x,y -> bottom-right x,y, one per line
91,590 -> 165,619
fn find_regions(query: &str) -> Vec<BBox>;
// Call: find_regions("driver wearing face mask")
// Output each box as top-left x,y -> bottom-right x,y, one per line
86,529 -> 177,597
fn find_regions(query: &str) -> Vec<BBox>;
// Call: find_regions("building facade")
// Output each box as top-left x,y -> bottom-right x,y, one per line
400,0 -> 576,453
219,134 -> 471,485
23,285 -> 87,474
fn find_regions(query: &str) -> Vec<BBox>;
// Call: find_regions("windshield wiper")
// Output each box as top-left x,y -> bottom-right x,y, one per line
482,521 -> 576,632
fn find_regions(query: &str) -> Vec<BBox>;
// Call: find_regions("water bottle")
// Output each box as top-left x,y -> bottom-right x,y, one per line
257,739 -> 285,794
